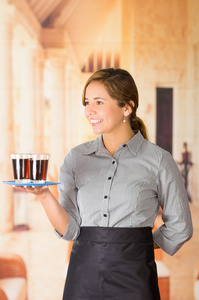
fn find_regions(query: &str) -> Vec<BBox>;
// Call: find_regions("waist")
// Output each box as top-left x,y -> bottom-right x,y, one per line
78,226 -> 153,244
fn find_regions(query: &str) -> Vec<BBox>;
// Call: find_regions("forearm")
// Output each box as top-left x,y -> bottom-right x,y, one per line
14,185 -> 69,236
37,188 -> 69,236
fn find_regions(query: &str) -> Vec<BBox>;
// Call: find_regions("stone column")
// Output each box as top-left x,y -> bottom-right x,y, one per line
0,4 -> 15,232
71,73 -> 78,147
71,73 -> 83,147
18,44 -> 36,153
34,50 -> 45,153
65,61 -> 73,152
120,0 -> 135,72
47,54 -> 66,178
65,64 -> 82,150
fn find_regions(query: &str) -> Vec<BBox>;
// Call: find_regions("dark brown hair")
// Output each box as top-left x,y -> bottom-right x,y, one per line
82,68 -> 148,139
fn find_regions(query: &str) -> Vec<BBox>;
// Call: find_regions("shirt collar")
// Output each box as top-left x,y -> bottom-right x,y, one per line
83,131 -> 145,156
82,135 -> 102,155
126,130 -> 145,155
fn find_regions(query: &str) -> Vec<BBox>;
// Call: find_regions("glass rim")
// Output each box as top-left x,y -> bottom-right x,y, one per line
31,154 -> 49,160
11,153 -> 31,158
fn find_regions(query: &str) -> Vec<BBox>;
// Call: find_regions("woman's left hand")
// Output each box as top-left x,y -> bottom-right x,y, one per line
153,242 -> 160,249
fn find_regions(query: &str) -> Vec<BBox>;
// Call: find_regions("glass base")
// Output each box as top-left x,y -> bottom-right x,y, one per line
14,179 -> 31,183
31,180 -> 46,183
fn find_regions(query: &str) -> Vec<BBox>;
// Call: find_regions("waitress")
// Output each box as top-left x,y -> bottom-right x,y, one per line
15,68 -> 193,300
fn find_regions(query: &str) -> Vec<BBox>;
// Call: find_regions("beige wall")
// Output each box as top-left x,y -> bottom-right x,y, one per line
0,0 -> 199,229
186,0 -> 199,201
0,1 -> 199,300
120,0 -> 199,202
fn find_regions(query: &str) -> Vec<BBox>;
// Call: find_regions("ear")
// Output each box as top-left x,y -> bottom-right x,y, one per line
124,101 -> 135,117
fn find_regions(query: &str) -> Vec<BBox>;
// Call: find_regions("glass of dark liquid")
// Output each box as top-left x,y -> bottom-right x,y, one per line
11,153 -> 31,182
30,154 -> 49,183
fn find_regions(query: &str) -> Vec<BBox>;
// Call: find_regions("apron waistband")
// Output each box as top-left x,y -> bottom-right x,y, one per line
78,226 -> 153,244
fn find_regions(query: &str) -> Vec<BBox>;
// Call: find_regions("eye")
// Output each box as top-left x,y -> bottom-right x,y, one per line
96,100 -> 103,105
84,100 -> 90,106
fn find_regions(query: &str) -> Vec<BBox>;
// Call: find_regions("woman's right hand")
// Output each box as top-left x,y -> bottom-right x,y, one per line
13,185 -> 50,200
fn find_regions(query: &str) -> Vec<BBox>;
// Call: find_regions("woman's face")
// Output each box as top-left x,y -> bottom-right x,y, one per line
84,81 -> 127,136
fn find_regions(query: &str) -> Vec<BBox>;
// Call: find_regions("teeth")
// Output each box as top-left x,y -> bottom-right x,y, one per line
90,119 -> 102,124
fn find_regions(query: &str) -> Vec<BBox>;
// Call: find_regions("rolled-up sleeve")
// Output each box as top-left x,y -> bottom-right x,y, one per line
55,150 -> 81,241
153,151 -> 193,256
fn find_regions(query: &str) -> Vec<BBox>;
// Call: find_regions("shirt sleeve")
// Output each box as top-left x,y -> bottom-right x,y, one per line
153,151 -> 193,256
55,149 -> 81,241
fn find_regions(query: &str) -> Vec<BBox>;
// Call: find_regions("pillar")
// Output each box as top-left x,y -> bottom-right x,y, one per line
18,44 -> 36,153
48,54 -> 66,178
71,73 -> 82,147
65,61 -> 73,151
34,50 -> 45,153
0,4 -> 15,231
120,0 -> 135,73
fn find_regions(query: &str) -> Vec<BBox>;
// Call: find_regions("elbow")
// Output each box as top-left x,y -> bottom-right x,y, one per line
179,212 -> 193,242
186,225 -> 193,241
186,216 -> 193,241
179,221 -> 193,245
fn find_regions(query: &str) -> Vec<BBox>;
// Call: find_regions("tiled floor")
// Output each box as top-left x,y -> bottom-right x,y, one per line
0,195 -> 198,300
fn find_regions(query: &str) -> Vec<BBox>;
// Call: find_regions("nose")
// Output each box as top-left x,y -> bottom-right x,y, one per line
85,102 -> 97,117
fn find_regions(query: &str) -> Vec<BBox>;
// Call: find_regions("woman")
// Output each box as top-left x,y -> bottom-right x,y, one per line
16,68 -> 193,300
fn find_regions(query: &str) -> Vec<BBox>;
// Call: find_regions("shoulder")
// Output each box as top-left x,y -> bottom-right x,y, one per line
143,139 -> 172,161
144,141 -> 181,182
60,140 -> 95,173
141,139 -> 178,174
64,137 -> 99,163
61,138 -> 98,175
70,139 -> 98,156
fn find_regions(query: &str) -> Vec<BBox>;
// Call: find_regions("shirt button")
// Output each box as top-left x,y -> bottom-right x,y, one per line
103,214 -> 107,217
104,195 -> 108,199
108,177 -> 112,180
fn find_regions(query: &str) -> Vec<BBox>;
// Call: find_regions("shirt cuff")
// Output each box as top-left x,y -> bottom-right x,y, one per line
153,228 -> 182,256
54,213 -> 80,241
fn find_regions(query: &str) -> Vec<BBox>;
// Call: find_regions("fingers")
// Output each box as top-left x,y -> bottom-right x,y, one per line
12,185 -> 48,194
13,186 -> 27,192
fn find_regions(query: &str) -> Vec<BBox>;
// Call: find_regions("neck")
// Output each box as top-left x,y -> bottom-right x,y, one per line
102,127 -> 135,156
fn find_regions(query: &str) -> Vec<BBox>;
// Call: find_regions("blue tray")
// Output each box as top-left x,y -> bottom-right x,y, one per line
2,181 -> 60,186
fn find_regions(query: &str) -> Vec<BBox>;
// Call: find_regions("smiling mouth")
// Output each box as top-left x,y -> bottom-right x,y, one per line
90,119 -> 103,125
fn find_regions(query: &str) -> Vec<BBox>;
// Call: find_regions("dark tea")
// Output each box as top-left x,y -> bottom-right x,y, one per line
11,154 -> 31,182
30,154 -> 49,182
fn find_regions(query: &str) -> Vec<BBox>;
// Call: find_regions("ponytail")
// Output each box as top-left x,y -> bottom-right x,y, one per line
130,115 -> 149,140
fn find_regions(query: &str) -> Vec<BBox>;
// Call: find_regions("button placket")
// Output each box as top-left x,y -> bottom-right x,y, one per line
101,159 -> 117,226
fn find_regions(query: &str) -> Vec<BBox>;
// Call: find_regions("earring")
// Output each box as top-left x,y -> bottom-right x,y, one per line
123,116 -> 126,123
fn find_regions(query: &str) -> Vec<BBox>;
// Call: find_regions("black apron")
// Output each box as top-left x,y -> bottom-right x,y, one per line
63,227 -> 160,300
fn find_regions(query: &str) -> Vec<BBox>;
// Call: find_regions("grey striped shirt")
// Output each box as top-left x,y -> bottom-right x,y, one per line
57,131 -> 193,256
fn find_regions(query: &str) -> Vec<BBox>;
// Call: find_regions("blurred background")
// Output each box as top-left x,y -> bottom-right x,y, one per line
0,0 -> 199,299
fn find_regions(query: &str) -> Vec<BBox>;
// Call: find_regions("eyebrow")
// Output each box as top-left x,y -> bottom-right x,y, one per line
84,97 -> 106,101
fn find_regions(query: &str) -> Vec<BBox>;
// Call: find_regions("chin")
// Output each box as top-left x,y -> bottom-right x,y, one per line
91,126 -> 103,134
92,130 -> 102,135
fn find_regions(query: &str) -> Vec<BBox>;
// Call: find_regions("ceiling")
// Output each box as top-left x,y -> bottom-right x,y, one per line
24,0 -> 121,68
